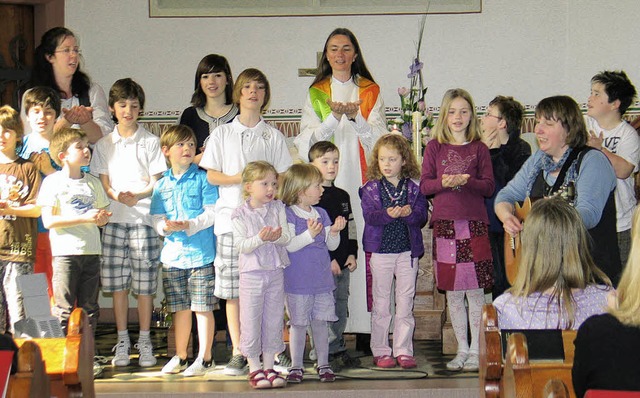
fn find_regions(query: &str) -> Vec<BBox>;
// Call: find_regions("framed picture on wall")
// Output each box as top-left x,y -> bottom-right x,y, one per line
149,0 -> 482,17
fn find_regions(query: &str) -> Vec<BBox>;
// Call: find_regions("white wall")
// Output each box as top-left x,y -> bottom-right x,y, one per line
66,0 -> 640,114
68,0 -> 640,314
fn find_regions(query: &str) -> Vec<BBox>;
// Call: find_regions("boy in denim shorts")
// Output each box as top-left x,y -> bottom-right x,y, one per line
151,125 -> 218,376
90,79 -> 167,367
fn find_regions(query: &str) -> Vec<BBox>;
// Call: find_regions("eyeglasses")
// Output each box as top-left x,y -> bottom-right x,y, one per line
55,47 -> 82,55
484,114 -> 502,120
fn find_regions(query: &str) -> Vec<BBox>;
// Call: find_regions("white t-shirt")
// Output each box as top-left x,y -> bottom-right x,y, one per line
585,116 -> 640,231
37,171 -> 110,256
199,116 -> 292,235
90,124 -> 167,225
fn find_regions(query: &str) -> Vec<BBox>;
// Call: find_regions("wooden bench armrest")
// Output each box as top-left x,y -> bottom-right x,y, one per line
544,379 -> 571,398
480,304 -> 502,398
14,308 -> 95,397
8,340 -> 50,398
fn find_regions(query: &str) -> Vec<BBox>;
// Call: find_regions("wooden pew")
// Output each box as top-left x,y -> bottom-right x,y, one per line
502,331 -> 577,398
15,308 -> 95,398
7,340 -> 50,398
543,379 -> 570,398
480,304 -> 502,398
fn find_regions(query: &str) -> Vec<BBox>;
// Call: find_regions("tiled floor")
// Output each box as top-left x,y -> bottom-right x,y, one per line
94,324 -> 479,397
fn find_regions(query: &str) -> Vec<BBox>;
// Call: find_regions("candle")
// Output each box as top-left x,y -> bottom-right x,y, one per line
412,111 -> 422,162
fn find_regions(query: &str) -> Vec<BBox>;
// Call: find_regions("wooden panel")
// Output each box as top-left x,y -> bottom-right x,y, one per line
0,3 -> 34,108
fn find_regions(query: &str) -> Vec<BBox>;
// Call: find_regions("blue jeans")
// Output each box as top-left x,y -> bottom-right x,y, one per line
52,255 -> 100,335
329,270 -> 351,354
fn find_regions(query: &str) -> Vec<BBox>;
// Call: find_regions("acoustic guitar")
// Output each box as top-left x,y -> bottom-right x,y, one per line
504,197 -> 532,285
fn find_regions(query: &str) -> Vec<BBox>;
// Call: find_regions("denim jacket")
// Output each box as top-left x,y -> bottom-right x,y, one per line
359,178 -> 428,258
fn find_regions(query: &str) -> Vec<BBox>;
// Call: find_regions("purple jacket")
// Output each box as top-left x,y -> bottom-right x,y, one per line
359,178 -> 428,258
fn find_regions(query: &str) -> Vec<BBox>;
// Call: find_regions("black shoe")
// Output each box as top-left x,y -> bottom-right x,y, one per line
338,351 -> 361,368
355,333 -> 372,356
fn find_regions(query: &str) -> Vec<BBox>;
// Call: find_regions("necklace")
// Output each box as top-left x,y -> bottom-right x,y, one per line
381,179 -> 406,205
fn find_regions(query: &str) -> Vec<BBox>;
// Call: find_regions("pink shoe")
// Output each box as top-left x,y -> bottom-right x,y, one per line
286,367 -> 304,383
317,365 -> 336,382
373,355 -> 396,368
264,369 -> 286,388
248,370 -> 271,389
396,355 -> 417,369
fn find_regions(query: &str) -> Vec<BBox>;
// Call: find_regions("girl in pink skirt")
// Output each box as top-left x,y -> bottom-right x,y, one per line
420,88 -> 495,372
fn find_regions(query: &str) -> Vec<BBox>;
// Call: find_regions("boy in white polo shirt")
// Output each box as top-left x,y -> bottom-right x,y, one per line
199,68 -> 292,375
91,78 -> 167,368
585,70 -> 639,267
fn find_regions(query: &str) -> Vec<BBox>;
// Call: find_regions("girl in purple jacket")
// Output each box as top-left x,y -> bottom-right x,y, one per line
360,134 -> 428,369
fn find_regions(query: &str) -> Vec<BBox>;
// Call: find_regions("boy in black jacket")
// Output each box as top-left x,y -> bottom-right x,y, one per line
309,141 -> 360,370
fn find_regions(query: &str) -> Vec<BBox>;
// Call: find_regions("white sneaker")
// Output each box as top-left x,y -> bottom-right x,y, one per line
463,353 -> 479,372
111,340 -> 131,367
183,357 -> 214,377
446,352 -> 468,371
135,340 -> 157,367
162,355 -> 188,374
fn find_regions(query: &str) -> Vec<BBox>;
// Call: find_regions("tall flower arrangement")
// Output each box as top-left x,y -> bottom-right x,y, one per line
390,15 -> 434,159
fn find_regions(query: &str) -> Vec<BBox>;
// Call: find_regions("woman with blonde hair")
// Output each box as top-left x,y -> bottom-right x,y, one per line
493,197 -> 611,330
572,207 -> 640,397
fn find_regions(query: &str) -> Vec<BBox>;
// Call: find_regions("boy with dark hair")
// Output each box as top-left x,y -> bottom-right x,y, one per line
20,86 -> 62,299
91,78 -> 167,367
0,105 -> 42,334
586,70 -> 639,267
481,96 -> 531,297
309,141 -> 359,370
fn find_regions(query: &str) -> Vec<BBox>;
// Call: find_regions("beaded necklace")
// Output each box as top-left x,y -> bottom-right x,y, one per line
381,178 -> 407,205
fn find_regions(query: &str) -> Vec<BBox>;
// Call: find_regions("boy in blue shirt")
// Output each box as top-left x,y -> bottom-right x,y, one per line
150,125 -> 218,376
20,86 -> 62,300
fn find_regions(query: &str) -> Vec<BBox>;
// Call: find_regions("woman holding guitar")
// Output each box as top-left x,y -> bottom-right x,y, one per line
495,95 -> 621,286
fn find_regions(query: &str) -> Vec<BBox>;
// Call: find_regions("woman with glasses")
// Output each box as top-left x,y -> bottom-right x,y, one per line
480,95 -> 531,298
26,26 -> 112,143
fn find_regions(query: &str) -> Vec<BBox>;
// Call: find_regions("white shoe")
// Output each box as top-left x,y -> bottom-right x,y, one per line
463,353 -> 479,372
446,352 -> 468,371
184,357 -> 214,377
111,340 -> 131,367
162,355 -> 188,374
135,340 -> 157,367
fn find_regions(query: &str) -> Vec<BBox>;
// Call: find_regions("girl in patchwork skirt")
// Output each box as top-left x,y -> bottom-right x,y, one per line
420,88 -> 495,372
